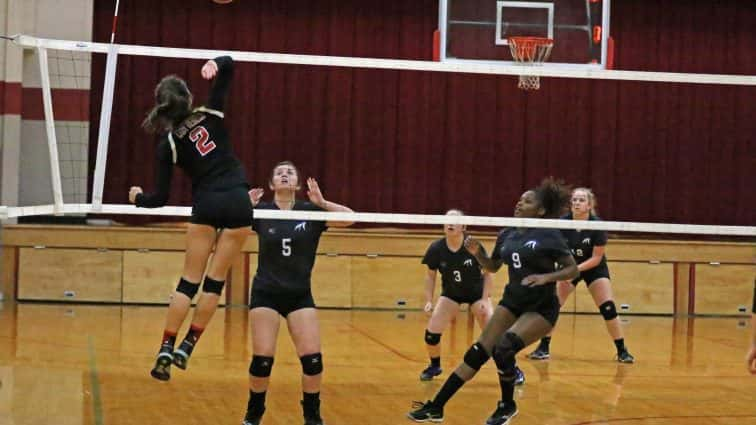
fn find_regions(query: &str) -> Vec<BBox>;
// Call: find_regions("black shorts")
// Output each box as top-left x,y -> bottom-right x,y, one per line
191,185 -> 253,229
571,263 -> 611,286
498,291 -> 561,326
249,287 -> 316,317
442,290 -> 483,305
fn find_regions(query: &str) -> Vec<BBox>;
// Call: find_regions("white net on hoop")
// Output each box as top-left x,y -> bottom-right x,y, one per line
508,37 -> 554,90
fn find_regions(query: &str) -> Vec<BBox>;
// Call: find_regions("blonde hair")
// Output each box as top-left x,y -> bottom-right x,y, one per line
572,187 -> 597,216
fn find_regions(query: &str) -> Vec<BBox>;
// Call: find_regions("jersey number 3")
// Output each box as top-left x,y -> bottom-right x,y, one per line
189,126 -> 217,156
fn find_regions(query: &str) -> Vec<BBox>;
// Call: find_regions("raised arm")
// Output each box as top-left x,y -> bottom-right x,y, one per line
203,55 -> 234,112
306,177 -> 354,227
464,236 -> 504,273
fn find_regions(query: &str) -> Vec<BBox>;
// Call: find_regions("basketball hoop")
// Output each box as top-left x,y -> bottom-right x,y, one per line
508,36 -> 554,90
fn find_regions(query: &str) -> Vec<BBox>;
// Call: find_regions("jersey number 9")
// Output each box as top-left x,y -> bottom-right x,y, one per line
512,252 -> 522,269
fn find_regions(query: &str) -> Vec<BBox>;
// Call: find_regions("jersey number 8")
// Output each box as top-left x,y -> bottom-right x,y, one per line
189,126 -> 217,156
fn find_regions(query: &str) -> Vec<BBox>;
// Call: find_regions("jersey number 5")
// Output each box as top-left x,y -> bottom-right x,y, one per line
189,126 -> 217,156
282,238 -> 292,256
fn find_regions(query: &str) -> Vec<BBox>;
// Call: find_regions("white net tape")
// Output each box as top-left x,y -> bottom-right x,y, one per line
1,203 -> 754,237
10,35 -> 756,86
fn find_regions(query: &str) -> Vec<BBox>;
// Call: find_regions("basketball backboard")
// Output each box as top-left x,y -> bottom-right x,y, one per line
439,0 -> 611,68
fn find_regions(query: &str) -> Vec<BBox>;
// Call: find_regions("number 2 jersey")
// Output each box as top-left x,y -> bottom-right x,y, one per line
252,201 -> 327,294
492,228 -> 572,305
422,238 -> 484,301
136,56 -> 247,208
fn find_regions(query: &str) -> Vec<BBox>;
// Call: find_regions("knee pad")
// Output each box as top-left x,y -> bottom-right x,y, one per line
202,276 -> 225,295
492,332 -> 525,369
176,278 -> 200,299
462,342 -> 491,371
249,355 -> 274,377
300,353 -> 323,376
424,330 -> 441,346
599,300 -> 618,321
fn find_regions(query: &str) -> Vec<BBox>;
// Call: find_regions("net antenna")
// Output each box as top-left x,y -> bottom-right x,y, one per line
91,0 -> 121,212
508,36 -> 554,90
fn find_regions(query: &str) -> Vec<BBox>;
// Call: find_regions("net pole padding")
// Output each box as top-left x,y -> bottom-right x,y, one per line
11,35 -> 756,86
37,47 -> 65,215
1,203 -> 754,237
91,45 -> 119,211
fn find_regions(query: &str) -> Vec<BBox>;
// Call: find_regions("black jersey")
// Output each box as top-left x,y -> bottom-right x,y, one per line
252,201 -> 327,294
422,238 -> 484,300
559,213 -> 608,267
136,56 -> 247,208
492,228 -> 572,304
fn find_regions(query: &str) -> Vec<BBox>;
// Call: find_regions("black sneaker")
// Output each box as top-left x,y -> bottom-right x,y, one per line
527,347 -> 550,360
241,409 -> 264,425
485,400 -> 518,425
419,365 -> 443,381
407,400 -> 443,423
172,340 -> 194,370
150,345 -> 173,381
617,349 -> 635,364
302,399 -> 324,425
514,366 -> 525,386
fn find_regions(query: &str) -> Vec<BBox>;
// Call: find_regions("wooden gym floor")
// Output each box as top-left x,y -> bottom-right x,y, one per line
0,303 -> 754,425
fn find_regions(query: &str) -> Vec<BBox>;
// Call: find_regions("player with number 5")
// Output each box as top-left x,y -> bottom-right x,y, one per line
130,56 -> 255,382
243,161 -> 353,425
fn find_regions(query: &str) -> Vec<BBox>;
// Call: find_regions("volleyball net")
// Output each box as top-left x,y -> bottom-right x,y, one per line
1,34 -> 754,239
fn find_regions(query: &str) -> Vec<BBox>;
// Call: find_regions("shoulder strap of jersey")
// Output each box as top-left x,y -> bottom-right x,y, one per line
194,106 -> 224,119
167,133 -> 178,164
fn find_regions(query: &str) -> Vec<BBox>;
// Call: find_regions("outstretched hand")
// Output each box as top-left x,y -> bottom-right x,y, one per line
201,60 -> 219,80
747,344 -> 756,374
522,274 -> 549,287
464,235 -> 482,256
248,188 -> 264,207
306,177 -> 326,208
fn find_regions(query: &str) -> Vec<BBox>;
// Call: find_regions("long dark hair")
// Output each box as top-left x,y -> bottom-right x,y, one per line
142,75 -> 193,134
534,177 -> 572,218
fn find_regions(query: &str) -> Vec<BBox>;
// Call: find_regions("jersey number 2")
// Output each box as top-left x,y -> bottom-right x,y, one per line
189,126 -> 217,156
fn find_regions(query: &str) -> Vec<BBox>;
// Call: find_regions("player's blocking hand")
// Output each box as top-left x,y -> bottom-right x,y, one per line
464,235 -> 482,256
201,60 -> 219,80
248,188 -> 264,207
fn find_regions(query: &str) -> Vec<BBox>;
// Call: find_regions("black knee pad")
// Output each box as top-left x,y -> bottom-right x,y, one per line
176,278 -> 199,299
463,342 -> 491,371
202,276 -> 225,295
599,300 -> 618,321
492,332 -> 525,369
300,353 -> 323,376
249,355 -> 274,377
425,330 -> 441,346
